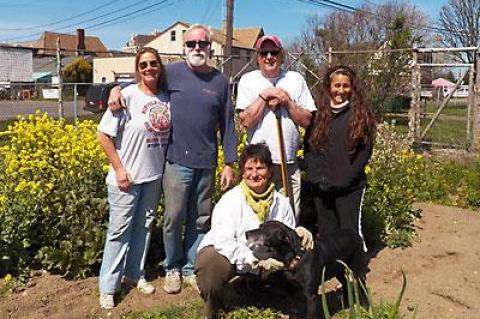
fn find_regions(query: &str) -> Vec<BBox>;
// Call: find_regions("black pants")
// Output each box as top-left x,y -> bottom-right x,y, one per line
312,186 -> 366,239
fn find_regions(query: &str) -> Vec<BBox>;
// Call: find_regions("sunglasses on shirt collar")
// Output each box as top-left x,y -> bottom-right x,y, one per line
185,40 -> 211,49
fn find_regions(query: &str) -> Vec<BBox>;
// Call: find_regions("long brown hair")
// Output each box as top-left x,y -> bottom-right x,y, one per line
309,65 -> 376,154
134,47 -> 166,89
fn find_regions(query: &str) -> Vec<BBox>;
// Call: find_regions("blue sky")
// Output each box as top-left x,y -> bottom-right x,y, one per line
0,0 -> 448,50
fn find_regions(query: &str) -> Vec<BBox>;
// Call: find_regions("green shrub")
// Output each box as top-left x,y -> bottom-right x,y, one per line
363,124 -> 427,248
415,159 -> 480,210
0,113 -> 108,278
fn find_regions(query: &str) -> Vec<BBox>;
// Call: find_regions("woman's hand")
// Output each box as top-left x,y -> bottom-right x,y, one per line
115,167 -> 132,192
295,226 -> 314,250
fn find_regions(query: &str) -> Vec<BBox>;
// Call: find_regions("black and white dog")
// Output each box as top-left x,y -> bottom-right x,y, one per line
246,221 -> 368,319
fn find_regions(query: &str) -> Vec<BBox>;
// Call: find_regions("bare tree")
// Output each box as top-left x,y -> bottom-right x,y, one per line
438,0 -> 480,63
288,1 -> 429,115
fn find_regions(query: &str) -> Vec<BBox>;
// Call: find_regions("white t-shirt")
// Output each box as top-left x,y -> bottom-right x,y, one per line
98,84 -> 170,186
198,186 -> 296,270
236,69 -> 316,164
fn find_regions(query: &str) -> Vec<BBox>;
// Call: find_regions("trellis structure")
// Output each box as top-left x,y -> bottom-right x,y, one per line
409,47 -> 480,150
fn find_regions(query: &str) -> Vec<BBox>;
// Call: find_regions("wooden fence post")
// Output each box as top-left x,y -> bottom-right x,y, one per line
408,49 -> 420,145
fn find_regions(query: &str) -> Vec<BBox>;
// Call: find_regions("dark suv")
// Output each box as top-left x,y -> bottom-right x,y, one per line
84,83 -> 118,113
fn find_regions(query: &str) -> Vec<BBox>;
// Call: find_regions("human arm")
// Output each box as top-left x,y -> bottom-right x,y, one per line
107,82 -> 135,111
219,80 -> 238,185
220,163 -> 234,191
97,131 -> 131,192
207,192 -> 258,269
285,97 -> 312,128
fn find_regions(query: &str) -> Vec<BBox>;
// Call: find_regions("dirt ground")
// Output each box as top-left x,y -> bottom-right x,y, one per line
1,202 -> 479,319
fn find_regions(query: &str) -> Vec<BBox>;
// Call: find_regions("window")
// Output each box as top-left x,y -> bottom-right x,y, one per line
232,47 -> 240,58
170,30 -> 176,41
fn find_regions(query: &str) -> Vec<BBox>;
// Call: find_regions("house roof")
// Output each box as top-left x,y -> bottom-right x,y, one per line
32,72 -> 52,81
31,31 -> 109,57
125,32 -> 161,49
432,78 -> 455,87
211,26 -> 264,49
148,21 -> 263,50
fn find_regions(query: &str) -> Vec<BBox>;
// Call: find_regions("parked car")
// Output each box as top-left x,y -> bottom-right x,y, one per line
84,83 -> 119,113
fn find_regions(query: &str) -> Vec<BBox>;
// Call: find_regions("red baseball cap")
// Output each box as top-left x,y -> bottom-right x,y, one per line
255,35 -> 283,50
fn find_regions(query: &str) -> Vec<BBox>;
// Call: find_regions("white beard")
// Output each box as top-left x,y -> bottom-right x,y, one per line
187,51 -> 207,67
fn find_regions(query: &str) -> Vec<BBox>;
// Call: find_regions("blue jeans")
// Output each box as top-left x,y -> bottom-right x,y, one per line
162,162 -> 215,276
99,179 -> 161,294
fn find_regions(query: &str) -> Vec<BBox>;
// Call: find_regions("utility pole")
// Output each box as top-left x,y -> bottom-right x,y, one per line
223,0 -> 234,79
473,49 -> 480,151
56,37 -> 64,119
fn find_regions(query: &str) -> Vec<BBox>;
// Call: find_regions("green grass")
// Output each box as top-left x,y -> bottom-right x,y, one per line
384,113 -> 470,146
421,98 -> 469,117
121,298 -> 204,319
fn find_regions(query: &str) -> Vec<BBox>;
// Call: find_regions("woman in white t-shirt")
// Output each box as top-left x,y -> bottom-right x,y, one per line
97,47 -> 170,309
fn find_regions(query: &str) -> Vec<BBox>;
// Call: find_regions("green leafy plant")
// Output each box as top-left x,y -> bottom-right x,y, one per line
363,123 -> 427,248
0,113 -> 108,278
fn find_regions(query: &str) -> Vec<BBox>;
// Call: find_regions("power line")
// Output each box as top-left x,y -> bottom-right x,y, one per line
295,0 -> 469,36
0,0 -> 121,32
0,0 -> 158,43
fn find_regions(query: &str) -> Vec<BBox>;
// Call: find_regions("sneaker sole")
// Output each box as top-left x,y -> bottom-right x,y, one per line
163,287 -> 181,294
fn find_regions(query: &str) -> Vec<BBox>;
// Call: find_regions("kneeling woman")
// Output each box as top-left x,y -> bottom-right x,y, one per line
195,143 -> 313,319
97,47 -> 170,309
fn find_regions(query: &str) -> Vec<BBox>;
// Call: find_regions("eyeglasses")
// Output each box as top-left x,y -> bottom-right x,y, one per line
258,50 -> 281,57
138,60 -> 159,70
185,40 -> 211,49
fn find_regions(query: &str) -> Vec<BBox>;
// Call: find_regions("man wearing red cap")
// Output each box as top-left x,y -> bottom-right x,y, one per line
236,35 -> 316,220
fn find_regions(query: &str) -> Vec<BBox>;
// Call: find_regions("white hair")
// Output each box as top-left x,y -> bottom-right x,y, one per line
184,23 -> 212,42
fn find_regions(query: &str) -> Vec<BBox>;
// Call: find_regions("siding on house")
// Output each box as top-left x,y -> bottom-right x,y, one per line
0,46 -> 33,82
93,21 -> 263,84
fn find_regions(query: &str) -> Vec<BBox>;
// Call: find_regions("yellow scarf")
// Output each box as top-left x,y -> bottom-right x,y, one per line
239,180 -> 275,223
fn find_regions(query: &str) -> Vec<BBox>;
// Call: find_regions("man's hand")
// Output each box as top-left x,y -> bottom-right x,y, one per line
295,226 -> 314,250
115,166 -> 132,192
220,164 -> 234,191
260,87 -> 291,110
108,86 -> 125,112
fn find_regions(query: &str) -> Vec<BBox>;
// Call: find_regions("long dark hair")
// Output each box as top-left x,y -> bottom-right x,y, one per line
134,47 -> 166,89
309,65 -> 376,154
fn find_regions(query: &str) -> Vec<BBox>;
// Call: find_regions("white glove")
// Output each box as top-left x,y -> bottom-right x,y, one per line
295,226 -> 314,250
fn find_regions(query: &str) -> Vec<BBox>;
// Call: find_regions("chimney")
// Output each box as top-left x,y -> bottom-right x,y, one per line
76,28 -> 85,56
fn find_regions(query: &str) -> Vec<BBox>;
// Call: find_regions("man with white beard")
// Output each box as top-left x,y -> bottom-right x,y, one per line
108,24 -> 237,295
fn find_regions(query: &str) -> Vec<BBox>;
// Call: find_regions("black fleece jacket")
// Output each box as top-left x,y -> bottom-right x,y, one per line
302,105 -> 373,193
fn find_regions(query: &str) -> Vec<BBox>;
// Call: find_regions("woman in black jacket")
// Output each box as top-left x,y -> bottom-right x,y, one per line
303,65 -> 376,249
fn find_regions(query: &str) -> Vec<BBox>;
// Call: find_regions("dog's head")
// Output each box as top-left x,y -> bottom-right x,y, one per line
246,221 -> 303,266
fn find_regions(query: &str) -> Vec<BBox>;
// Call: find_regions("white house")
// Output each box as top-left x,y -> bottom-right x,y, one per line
0,45 -> 33,83
93,21 -> 263,83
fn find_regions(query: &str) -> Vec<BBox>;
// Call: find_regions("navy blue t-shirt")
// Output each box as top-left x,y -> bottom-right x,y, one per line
165,62 -> 237,169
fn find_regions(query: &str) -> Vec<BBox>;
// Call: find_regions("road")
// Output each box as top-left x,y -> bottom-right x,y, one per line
0,100 -> 95,121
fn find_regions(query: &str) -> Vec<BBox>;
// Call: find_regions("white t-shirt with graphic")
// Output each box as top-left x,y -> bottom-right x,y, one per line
236,69 -> 316,164
98,84 -> 170,186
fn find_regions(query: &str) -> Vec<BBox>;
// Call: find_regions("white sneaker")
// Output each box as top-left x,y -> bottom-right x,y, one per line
137,278 -> 155,294
163,270 -> 181,294
99,293 -> 114,309
182,274 -> 199,293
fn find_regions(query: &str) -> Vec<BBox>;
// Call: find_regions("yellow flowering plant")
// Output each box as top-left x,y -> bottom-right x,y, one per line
362,123 -> 432,248
0,113 -> 108,278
